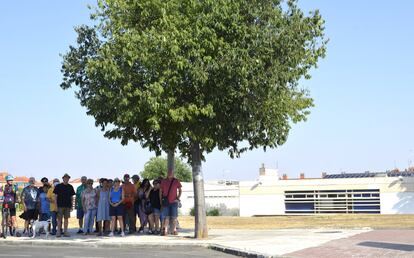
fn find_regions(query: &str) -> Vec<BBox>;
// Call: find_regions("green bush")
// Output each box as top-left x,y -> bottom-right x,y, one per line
189,207 -> 220,216
207,208 -> 219,216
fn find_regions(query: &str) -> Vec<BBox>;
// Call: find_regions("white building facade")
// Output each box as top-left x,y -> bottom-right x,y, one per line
180,181 -> 239,216
68,167 -> 414,217
239,167 -> 414,216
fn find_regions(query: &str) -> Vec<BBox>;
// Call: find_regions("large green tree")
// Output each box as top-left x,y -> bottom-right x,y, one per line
61,0 -> 326,238
141,156 -> 192,182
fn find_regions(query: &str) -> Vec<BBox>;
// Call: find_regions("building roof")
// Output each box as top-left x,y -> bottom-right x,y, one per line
70,178 -> 99,184
321,171 -> 414,179
0,172 -> 29,183
387,171 -> 414,177
323,172 -> 379,179
70,178 -> 82,184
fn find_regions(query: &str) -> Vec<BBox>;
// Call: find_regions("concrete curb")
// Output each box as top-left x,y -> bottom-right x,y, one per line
209,244 -> 275,258
0,239 -> 275,258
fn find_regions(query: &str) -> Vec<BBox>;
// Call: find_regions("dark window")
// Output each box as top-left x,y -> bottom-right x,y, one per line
285,203 -> 314,211
293,195 -> 306,198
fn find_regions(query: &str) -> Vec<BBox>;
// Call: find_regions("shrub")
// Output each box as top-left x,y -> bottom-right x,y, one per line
207,208 -> 220,216
190,207 -> 195,216
189,207 -> 220,216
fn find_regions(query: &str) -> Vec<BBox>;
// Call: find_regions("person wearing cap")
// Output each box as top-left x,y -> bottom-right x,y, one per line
1,175 -> 19,236
47,178 -> 60,235
160,170 -> 182,236
39,178 -> 51,223
122,174 -> 137,234
75,176 -> 87,234
53,173 -> 75,237
20,177 -> 40,236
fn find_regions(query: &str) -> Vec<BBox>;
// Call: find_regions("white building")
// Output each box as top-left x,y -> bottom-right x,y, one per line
180,181 -> 239,216
239,166 -> 414,216
68,166 -> 414,217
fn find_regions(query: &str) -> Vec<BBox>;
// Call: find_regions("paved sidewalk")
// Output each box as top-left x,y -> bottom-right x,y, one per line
0,228 -> 369,257
286,230 -> 414,258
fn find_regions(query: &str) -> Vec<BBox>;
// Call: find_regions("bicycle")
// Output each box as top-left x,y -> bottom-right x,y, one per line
1,203 -> 12,239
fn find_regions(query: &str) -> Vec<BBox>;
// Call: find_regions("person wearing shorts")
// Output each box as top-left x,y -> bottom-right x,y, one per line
160,172 -> 182,236
75,176 -> 87,234
1,175 -> 19,236
20,177 -> 39,235
148,179 -> 161,234
53,173 -> 75,237
109,178 -> 125,237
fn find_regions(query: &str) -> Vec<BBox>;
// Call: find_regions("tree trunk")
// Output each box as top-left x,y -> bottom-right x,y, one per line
191,141 -> 208,238
167,150 -> 175,175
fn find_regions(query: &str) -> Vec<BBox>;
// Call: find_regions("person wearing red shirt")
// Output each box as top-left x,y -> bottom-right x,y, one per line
160,171 -> 182,236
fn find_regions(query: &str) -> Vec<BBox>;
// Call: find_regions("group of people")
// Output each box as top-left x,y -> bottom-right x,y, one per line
0,171 -> 182,238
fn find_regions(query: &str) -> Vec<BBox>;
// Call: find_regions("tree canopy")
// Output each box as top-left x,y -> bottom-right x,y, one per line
60,0 -> 327,238
60,0 -> 327,161
140,156 -> 192,182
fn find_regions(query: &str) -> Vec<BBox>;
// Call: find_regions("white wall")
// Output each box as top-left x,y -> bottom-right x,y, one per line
180,182 -> 239,215
381,192 -> 414,214
240,194 -> 284,217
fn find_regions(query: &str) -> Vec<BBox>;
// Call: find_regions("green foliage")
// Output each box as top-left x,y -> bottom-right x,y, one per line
207,208 -> 220,216
61,0 -> 327,161
140,157 -> 192,182
190,207 -> 220,216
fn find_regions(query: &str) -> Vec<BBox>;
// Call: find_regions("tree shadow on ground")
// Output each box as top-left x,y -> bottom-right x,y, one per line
357,241 -> 414,252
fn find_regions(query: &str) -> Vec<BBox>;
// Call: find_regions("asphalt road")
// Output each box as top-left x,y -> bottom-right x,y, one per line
0,245 -> 235,258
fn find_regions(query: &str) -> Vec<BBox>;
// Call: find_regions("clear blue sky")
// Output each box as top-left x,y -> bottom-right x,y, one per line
1,1 -> 413,181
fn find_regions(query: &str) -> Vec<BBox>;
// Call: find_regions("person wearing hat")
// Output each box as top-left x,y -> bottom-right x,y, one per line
122,174 -> 137,234
75,176 -> 87,234
20,177 -> 40,235
53,173 -> 75,237
40,177 -> 49,188
47,178 -> 60,235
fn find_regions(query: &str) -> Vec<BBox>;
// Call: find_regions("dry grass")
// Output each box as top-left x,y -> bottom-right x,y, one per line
178,215 -> 414,230
15,214 -> 414,230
